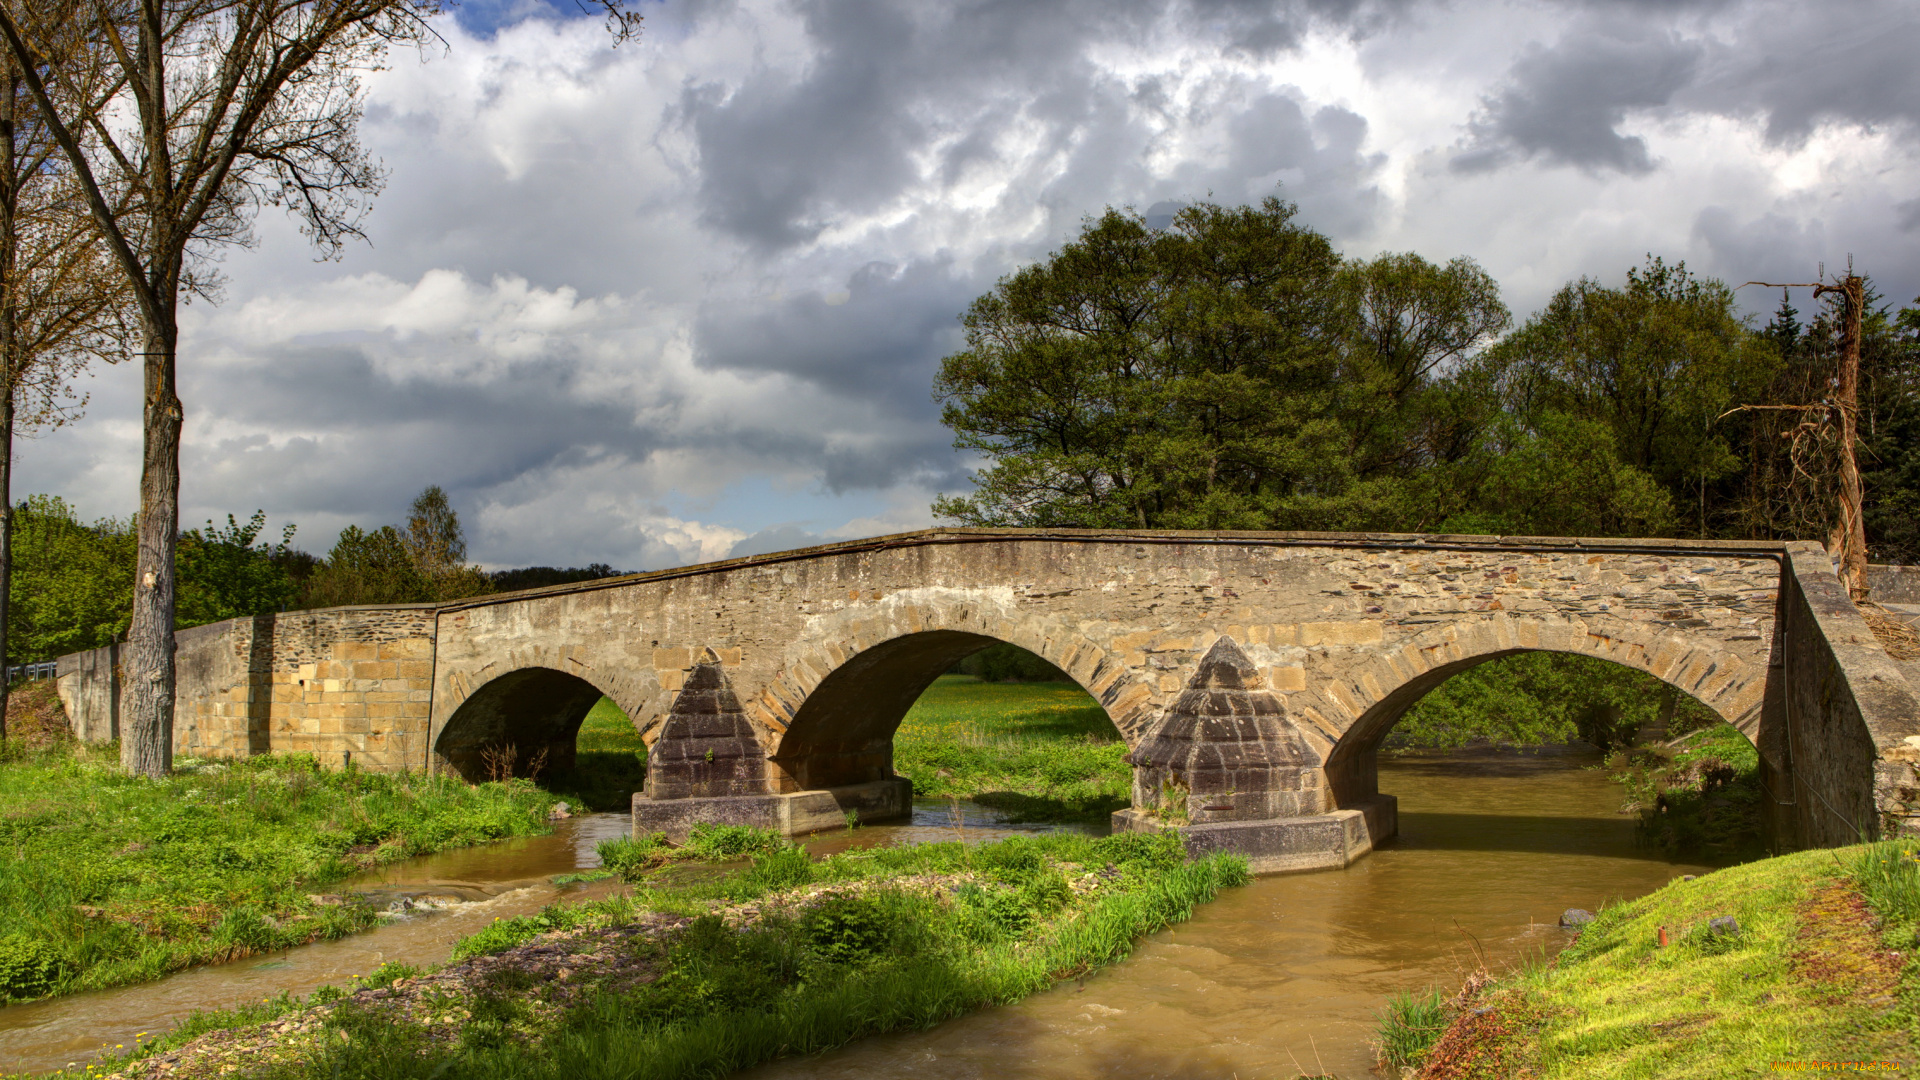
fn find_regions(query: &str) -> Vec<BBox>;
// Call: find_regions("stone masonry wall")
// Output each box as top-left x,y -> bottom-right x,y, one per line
429,530 -> 1786,802
1779,546 -> 1920,844
55,607 -> 438,771
1870,564 -> 1920,605
259,607 -> 438,771
55,642 -> 120,742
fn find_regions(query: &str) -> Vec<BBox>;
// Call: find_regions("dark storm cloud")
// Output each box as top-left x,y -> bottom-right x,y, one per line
1183,95 -> 1383,235
184,346 -> 670,516
681,0 -> 1126,249
692,255 -> 978,490
1689,205 -> 1825,287
694,258 -> 972,402
682,0 -> 1391,251
1687,5 -> 1920,146
1691,202 -> 1920,319
1452,27 -> 1701,175
1450,1 -> 1920,179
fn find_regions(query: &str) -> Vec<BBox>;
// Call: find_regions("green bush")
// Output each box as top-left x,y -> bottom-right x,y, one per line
804,894 -> 899,965
449,909 -> 592,963
0,935 -> 69,1000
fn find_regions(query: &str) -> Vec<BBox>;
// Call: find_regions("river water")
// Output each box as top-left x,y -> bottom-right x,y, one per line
1,748 -> 1719,1077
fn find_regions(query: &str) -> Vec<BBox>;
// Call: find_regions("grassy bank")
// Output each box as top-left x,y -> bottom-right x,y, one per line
67,829 -> 1246,1080
1606,722 -> 1766,860
1377,839 -> 1916,1078
0,686 -> 558,1005
893,675 -> 1130,822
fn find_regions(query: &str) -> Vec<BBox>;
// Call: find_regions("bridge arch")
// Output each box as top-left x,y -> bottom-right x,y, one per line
757,598 -> 1146,791
1309,614 -> 1769,805
431,657 -> 652,782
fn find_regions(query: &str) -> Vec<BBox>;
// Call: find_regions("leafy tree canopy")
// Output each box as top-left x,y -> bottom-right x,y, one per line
934,196 -> 1920,557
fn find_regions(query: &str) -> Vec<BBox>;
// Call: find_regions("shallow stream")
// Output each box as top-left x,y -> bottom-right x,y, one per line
748,747 -> 1724,1080
0,748 -> 1720,1077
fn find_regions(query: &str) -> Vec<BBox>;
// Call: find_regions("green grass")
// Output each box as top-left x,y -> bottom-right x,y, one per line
64,830 -> 1246,1080
1376,987 -> 1451,1069
893,675 -> 1129,822
1380,841 -> 1919,1078
541,697 -> 648,812
1605,722 -> 1764,858
0,737 -> 557,1005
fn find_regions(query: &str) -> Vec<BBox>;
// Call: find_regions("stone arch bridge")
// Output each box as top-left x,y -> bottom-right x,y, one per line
57,530 -> 1920,871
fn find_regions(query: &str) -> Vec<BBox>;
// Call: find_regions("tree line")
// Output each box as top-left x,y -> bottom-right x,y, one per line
933,198 -> 1920,562
6,484 -> 628,664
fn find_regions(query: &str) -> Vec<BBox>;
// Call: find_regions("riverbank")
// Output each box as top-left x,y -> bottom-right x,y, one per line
1380,839 -> 1915,1077
61,830 -> 1245,1080
1606,720 -> 1766,860
893,676 -> 1130,823
0,685 -> 559,1006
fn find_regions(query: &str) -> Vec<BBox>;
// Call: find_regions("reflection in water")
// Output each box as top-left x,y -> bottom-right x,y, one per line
1,749 -> 1720,1078
744,748 -> 1724,1080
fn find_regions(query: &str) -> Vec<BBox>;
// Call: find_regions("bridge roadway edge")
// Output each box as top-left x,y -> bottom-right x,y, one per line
49,529 -> 1920,869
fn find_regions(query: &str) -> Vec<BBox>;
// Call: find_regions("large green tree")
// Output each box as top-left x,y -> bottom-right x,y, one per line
7,494 -> 132,660
933,198 -> 1510,530
304,485 -> 492,606
1483,258 -> 1778,538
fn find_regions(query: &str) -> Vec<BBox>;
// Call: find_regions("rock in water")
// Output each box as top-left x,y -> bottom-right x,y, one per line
1559,908 -> 1596,928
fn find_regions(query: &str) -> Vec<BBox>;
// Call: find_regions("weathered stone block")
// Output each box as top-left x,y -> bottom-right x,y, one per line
631,778 -> 911,841
1113,795 -> 1396,874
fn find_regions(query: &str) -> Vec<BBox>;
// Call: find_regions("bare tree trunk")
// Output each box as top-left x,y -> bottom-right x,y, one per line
0,66 -> 14,746
0,395 -> 12,745
123,319 -> 178,776
1831,275 -> 1868,602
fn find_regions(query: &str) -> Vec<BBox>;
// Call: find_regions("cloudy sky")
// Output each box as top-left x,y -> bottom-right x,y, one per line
20,0 -> 1920,570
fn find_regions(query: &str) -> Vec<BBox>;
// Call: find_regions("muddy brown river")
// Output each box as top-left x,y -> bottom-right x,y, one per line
0,748 -> 1722,1077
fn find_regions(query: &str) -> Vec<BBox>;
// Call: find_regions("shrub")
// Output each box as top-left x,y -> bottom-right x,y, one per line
448,909 -> 589,963
804,893 -> 899,964
0,935 -> 70,1000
